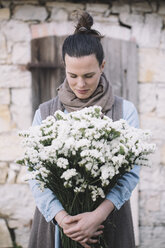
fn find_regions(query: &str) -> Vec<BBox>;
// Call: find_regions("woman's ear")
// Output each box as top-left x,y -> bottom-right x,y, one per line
100,60 -> 106,73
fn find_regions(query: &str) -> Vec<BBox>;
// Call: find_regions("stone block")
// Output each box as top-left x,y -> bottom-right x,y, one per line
46,1 -> 84,12
12,42 -> 31,64
1,1 -> 10,8
139,48 -> 165,83
17,166 -> 28,184
0,218 -> 13,248
0,89 -> 10,105
50,8 -> 68,21
160,30 -> 165,49
139,226 -> 165,248
95,22 -> 131,41
140,114 -> 165,141
86,3 -> 109,14
15,226 -> 31,248
0,8 -> 10,21
119,13 -> 144,27
138,83 -> 157,114
94,15 -> 119,24
2,20 -> 31,43
139,153 -> 165,192
111,2 -> 130,14
132,14 -> 163,48
0,65 -> 31,88
10,162 -> 21,172
0,105 -> 11,132
0,33 -> 8,62
13,5 -> 48,21
131,2 -> 152,13
11,88 -> 32,107
6,169 -> 17,184
31,21 -> 74,39
139,191 -> 163,226
158,2 -> 165,15
0,133 -> 25,161
160,145 -> 165,165
0,162 -> 8,184
10,104 -> 32,129
156,84 -> 165,117
0,184 -> 35,223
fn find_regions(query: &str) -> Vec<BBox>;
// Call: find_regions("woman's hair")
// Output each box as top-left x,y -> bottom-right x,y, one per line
62,11 -> 104,66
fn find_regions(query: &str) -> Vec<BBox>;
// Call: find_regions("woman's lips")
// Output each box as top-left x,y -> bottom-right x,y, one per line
76,89 -> 89,94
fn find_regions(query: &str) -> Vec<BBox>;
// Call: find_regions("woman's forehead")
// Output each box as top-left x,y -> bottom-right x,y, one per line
65,54 -> 100,73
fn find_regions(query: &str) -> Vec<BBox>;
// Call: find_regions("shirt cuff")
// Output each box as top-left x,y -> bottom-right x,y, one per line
106,185 -> 131,210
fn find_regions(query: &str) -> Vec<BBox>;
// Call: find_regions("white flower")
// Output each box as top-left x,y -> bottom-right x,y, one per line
57,158 -> 69,169
61,169 -> 78,181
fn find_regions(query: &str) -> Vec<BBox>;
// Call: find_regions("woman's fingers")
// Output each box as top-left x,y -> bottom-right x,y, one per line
92,230 -> 103,237
98,224 -> 104,230
88,238 -> 98,244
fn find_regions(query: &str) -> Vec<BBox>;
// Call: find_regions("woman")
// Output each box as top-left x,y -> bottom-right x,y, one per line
28,12 -> 139,248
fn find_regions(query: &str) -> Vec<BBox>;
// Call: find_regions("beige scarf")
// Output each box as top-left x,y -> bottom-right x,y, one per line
57,73 -> 114,113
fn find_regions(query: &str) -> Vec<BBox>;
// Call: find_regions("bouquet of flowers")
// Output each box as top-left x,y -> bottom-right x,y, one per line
17,106 -> 155,248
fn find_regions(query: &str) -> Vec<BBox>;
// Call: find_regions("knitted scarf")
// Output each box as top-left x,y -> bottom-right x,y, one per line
57,73 -> 114,113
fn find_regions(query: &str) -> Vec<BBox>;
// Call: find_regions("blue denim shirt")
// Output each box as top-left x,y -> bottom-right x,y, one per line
29,99 -> 140,248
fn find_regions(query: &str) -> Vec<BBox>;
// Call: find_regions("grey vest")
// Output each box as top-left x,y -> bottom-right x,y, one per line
28,96 -> 135,248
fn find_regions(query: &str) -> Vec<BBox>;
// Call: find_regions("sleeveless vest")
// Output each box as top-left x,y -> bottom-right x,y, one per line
28,96 -> 135,248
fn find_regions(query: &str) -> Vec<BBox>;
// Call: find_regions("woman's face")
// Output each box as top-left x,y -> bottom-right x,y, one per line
65,54 -> 105,99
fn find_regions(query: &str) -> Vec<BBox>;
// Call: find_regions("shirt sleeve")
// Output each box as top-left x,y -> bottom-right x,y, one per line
106,99 -> 140,209
28,109 -> 64,222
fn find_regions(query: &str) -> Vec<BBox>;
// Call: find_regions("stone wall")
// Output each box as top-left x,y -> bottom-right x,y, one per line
0,1 -> 165,247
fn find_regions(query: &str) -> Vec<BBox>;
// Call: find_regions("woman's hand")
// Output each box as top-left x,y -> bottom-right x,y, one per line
55,199 -> 115,247
63,211 -> 104,243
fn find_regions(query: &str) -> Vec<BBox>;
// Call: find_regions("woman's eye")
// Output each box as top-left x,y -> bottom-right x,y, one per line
70,75 -> 77,78
85,75 -> 93,78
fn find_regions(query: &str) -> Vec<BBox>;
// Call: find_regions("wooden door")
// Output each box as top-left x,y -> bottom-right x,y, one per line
28,36 -> 139,246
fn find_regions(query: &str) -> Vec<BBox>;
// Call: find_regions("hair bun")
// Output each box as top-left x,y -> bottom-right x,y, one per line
74,11 -> 104,40
74,11 -> 93,33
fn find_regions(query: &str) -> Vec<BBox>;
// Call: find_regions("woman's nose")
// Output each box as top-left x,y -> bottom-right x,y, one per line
77,77 -> 85,87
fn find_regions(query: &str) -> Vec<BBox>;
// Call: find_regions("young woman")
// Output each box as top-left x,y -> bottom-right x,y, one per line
28,12 -> 139,248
